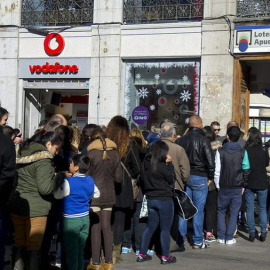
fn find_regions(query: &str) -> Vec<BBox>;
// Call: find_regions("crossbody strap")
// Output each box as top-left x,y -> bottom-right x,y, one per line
121,161 -> 132,179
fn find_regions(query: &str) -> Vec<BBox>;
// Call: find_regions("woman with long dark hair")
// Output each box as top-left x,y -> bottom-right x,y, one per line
86,127 -> 122,270
106,116 -> 141,263
8,130 -> 64,270
79,124 -> 98,155
245,127 -> 269,242
137,140 -> 176,264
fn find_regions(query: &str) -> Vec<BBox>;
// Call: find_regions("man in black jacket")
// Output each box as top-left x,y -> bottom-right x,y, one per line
176,115 -> 214,249
0,107 -> 16,270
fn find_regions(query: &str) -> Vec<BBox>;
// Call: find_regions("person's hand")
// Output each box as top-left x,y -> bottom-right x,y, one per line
166,154 -> 172,163
242,188 -> 245,195
65,171 -> 72,178
207,180 -> 212,186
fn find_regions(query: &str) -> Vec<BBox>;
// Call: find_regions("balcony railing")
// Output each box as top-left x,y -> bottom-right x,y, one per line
21,0 -> 94,26
237,0 -> 270,17
123,0 -> 204,24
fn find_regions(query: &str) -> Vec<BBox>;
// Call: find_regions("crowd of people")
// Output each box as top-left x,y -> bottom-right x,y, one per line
0,106 -> 269,270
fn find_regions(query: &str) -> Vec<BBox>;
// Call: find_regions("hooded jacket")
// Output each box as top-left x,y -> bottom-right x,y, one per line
214,142 -> 250,189
87,138 -> 122,206
8,142 -> 62,217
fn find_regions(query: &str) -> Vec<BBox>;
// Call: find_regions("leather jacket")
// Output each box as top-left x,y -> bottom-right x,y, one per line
176,127 -> 214,180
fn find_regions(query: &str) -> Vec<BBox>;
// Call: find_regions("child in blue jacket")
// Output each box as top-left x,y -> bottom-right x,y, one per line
54,154 -> 99,270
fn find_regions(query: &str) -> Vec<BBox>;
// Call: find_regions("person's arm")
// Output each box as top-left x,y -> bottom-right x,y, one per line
93,185 -> 100,198
177,148 -> 190,183
204,140 -> 215,181
54,179 -> 70,199
242,150 -> 250,188
162,162 -> 175,185
0,140 -> 16,187
214,150 -> 221,189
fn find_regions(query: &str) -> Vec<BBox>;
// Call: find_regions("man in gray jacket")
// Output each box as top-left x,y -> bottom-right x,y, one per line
160,122 -> 190,190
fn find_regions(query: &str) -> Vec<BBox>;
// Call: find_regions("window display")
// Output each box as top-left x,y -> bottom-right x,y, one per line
124,61 -> 200,135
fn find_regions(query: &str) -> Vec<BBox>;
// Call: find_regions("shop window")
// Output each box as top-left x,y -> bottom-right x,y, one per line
124,61 -> 200,135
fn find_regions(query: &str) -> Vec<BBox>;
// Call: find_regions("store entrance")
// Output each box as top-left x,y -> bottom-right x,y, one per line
233,57 -> 270,142
24,86 -> 89,138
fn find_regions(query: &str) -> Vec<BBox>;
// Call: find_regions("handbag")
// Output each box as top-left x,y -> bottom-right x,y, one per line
121,161 -> 139,200
173,178 -> 198,220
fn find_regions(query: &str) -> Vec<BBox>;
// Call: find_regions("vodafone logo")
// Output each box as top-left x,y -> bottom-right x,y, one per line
44,33 -> 65,56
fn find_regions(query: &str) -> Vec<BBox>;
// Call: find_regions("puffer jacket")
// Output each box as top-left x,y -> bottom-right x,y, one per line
8,142 -> 62,217
176,127 -> 214,180
87,138 -> 122,206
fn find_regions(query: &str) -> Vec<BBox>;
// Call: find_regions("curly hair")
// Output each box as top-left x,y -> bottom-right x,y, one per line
106,115 -> 130,158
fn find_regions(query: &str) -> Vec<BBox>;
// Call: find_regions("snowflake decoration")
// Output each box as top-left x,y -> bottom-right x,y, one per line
182,75 -> 189,83
138,87 -> 149,99
150,105 -> 155,111
185,117 -> 190,124
154,74 -> 160,80
135,73 -> 141,79
156,89 -> 162,95
180,90 -> 191,102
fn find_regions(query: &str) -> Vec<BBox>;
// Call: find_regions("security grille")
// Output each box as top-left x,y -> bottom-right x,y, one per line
237,0 -> 270,17
123,0 -> 204,24
21,0 -> 94,26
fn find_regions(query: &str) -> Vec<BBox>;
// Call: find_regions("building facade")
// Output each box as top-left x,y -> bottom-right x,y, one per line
2,0 -> 269,138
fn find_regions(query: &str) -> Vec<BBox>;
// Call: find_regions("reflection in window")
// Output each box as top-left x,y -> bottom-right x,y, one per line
124,61 -> 200,135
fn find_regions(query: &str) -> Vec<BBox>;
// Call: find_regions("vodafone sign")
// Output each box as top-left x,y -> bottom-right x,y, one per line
19,33 -> 91,78
44,33 -> 65,56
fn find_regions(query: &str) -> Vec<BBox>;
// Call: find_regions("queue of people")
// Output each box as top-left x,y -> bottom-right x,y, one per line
0,106 -> 269,270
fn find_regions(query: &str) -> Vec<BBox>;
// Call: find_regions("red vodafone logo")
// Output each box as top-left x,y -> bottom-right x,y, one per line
44,33 -> 65,56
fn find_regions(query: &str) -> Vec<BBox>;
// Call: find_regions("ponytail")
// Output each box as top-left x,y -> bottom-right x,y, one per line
19,130 -> 62,155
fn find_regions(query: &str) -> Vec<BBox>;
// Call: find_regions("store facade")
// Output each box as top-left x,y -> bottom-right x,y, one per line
233,24 -> 270,141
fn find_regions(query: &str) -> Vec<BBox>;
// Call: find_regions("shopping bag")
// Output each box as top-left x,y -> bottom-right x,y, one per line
139,195 -> 148,218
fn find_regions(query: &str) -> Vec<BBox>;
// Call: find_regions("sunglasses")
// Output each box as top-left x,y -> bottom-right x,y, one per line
214,129 -> 220,132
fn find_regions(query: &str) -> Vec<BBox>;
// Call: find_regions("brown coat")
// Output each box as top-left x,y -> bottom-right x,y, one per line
87,138 -> 122,206
161,138 -> 190,189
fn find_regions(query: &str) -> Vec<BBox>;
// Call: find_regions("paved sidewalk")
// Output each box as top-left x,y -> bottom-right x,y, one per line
4,228 -> 270,270
115,230 -> 270,270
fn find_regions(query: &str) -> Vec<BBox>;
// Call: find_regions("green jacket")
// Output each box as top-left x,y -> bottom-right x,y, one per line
8,142 -> 58,217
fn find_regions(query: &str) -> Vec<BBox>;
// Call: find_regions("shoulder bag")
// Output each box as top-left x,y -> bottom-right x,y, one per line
121,161 -> 139,200
173,177 -> 198,220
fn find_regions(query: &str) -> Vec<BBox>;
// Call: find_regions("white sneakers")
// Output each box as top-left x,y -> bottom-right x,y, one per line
217,238 -> 225,244
217,238 -> 236,245
226,238 -> 236,245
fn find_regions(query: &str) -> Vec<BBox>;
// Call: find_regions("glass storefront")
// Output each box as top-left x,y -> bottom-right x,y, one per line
124,60 -> 200,135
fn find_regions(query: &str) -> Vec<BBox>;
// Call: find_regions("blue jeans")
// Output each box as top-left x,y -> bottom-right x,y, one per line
179,175 -> 208,245
217,188 -> 242,240
140,199 -> 174,257
245,188 -> 268,234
